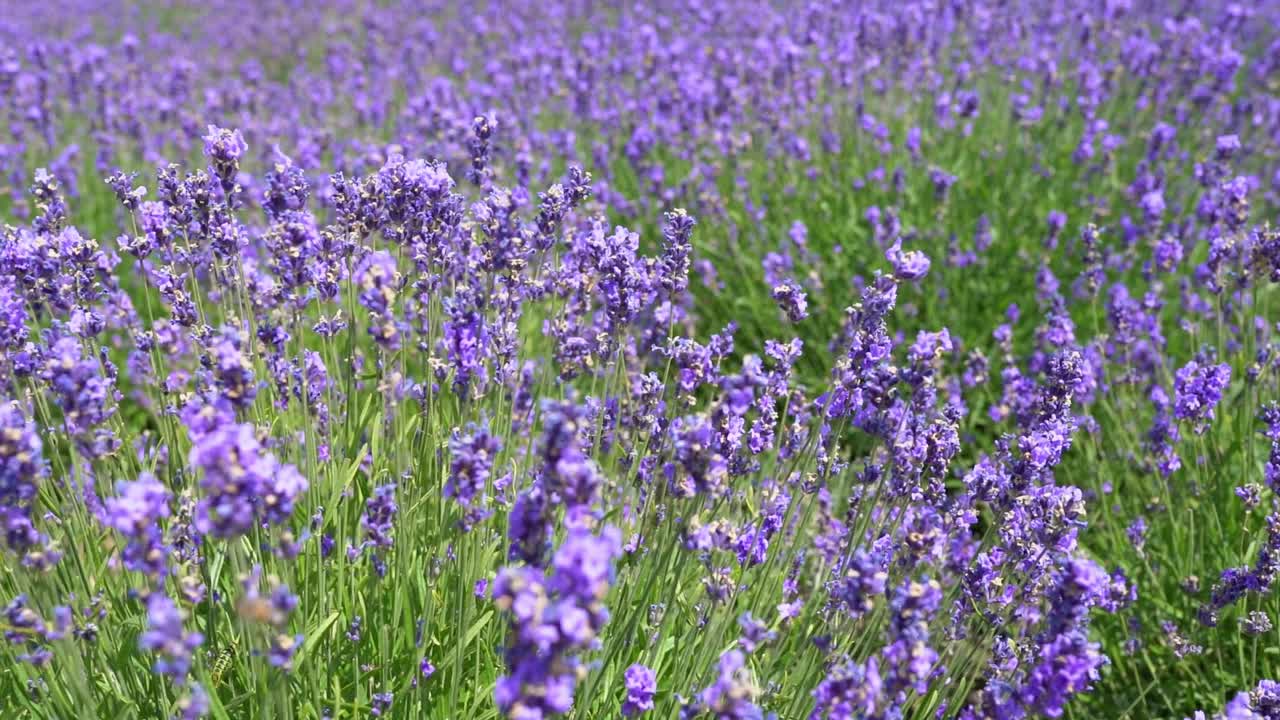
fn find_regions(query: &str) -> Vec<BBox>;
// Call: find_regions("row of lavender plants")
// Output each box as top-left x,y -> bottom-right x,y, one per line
2,1 -> 1280,718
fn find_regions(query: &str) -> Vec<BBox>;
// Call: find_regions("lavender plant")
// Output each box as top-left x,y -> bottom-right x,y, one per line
0,1 -> 1278,719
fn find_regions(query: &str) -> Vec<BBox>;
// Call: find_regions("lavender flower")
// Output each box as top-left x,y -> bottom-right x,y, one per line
1173,361 -> 1231,432
507,484 -> 552,567
40,335 -> 117,457
355,251 -> 401,349
685,650 -> 767,719
539,399 -> 603,510
622,663 -> 657,717
810,656 -> 882,720
654,209 -> 695,296
139,594 -> 203,683
0,277 -> 28,350
209,327 -> 256,408
202,125 -> 247,197
0,402 -> 43,554
442,288 -> 490,395
359,484 -> 398,577
176,684 -> 210,720
493,526 -> 622,719
1261,403 -> 1280,490
887,241 -> 931,281
100,473 -> 171,579
771,282 -> 809,322
1240,611 -> 1272,637
446,424 -> 501,510
189,422 -> 308,539
737,612 -> 776,654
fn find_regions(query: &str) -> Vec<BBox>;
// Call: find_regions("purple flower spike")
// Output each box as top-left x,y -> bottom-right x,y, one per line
622,664 -> 657,717
887,241 -> 930,282
139,594 -> 203,684
1173,361 -> 1231,432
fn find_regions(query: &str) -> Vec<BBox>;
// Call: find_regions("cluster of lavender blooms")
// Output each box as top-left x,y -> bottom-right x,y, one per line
0,130 -> 1133,717
1190,680 -> 1280,719
0,0 -> 1278,718
0,1 -> 1276,243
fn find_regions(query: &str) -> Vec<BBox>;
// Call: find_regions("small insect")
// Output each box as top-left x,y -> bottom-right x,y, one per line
210,638 -> 241,687
236,595 -> 281,625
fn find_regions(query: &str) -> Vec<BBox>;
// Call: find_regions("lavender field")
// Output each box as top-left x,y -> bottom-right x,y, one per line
2,1 -> 1280,718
